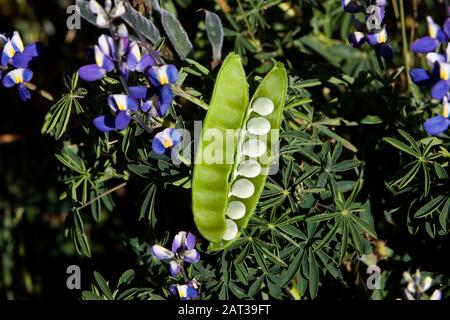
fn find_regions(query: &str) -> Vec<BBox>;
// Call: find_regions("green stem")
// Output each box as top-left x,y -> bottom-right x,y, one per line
171,85 -> 209,110
76,182 -> 127,211
399,0 -> 411,87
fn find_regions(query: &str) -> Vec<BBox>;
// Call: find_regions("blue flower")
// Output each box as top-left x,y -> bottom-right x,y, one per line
147,65 -> 179,87
151,128 -> 182,155
92,94 -> 139,132
125,41 -> 156,73
343,0 -> 393,60
412,17 -> 450,54
169,282 -> 199,300
410,52 -> 444,88
411,47 -> 450,101
146,65 -> 178,117
151,231 -> 200,277
2,68 -> 33,101
424,96 -> 450,136
1,31 -> 41,69
78,35 -> 116,82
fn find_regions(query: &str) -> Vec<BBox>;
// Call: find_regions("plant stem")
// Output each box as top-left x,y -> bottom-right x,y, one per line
76,182 -> 127,211
24,83 -> 54,102
399,0 -> 411,87
171,85 -> 209,110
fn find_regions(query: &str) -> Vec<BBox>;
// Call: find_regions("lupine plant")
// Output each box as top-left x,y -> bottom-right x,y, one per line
1,0 -> 450,302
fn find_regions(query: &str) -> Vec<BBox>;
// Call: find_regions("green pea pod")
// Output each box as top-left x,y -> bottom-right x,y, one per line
192,53 -> 287,251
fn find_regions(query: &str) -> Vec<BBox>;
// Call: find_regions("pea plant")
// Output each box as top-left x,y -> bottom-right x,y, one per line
1,0 -> 449,301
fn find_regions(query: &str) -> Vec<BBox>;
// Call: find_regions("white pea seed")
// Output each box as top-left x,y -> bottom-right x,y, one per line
222,219 -> 239,240
226,201 -> 246,220
252,97 -> 274,116
230,179 -> 255,199
242,139 -> 266,157
237,159 -> 261,178
247,117 -> 271,135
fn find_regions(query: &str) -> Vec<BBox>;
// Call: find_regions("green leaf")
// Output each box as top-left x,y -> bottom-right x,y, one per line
117,269 -> 135,288
338,219 -> 349,264
72,210 -> 91,257
306,212 -> 339,223
330,160 -> 360,172
205,10 -> 224,64
280,250 -> 303,287
94,271 -> 114,300
308,250 -> 319,299
315,216 -> 342,252
161,9 -> 193,60
414,195 -> 446,218
398,129 -> 421,154
360,115 -> 383,124
397,162 -> 421,189
122,3 -> 161,43
349,215 -> 377,238
383,137 -> 419,157
81,291 -> 102,300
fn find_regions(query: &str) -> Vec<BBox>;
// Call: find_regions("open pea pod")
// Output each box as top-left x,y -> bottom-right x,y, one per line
192,53 -> 288,251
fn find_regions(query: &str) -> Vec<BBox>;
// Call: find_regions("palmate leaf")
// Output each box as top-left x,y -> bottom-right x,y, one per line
42,73 -> 83,140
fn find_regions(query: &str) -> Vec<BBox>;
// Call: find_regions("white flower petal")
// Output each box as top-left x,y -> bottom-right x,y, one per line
230,179 -> 255,199
111,2 -> 126,18
402,271 -> 413,283
242,139 -> 266,157
430,289 -> 442,300
404,289 -> 415,300
407,282 -> 416,294
252,97 -> 274,116
226,201 -> 246,220
89,0 -> 104,14
421,276 -> 432,293
96,13 -> 110,28
247,117 -> 271,136
222,219 -> 238,241
237,159 -> 261,178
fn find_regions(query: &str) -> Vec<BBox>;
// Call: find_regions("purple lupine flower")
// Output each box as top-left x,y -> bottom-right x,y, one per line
410,52 -> 442,87
412,17 -> 450,54
78,34 -> 116,82
151,231 -> 200,277
424,96 -> 450,136
2,68 -> 33,101
92,94 -> 139,132
366,27 -> 394,60
146,65 -> 179,117
125,41 -> 156,73
343,0 -> 393,60
151,128 -> 182,155
411,46 -> 450,101
1,31 -> 41,69
169,282 -> 199,300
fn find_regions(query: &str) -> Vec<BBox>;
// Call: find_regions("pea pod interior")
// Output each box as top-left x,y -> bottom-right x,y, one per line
192,53 -> 288,251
